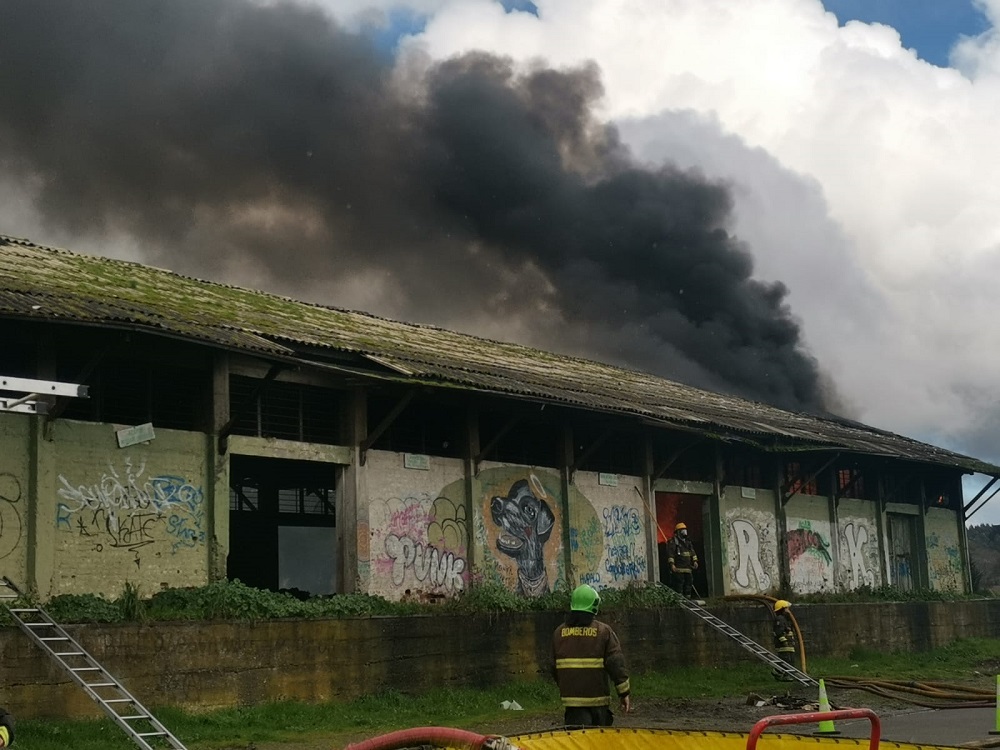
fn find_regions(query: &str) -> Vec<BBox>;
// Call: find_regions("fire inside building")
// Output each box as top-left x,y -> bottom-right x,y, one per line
1,234 -> 996,603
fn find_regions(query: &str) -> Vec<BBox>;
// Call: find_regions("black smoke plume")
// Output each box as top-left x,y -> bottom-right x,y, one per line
0,0 -> 825,410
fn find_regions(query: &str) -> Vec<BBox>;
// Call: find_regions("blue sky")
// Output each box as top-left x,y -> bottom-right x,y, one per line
364,1 -> 989,69
821,0 -> 989,66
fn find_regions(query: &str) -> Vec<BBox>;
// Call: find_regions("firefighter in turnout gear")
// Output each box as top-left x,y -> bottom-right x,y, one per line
666,522 -> 699,598
0,706 -> 14,746
551,584 -> 632,727
771,599 -> 797,680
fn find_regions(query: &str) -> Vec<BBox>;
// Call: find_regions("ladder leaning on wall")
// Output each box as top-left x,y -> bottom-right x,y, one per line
673,592 -> 818,688
0,577 -> 188,750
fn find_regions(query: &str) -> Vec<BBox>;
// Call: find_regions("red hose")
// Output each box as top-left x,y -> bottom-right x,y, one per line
344,726 -> 491,750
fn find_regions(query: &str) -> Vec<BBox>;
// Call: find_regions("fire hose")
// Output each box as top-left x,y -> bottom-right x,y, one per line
722,595 -> 996,709
343,727 -> 519,750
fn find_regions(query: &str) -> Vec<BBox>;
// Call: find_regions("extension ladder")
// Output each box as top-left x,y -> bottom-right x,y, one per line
0,577 -> 188,750
675,594 -> 819,687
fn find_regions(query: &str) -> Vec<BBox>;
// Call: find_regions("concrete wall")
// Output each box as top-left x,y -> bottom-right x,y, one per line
0,414 -> 213,600
785,495 -> 834,594
570,472 -> 647,590
51,421 -> 211,597
836,498 -> 881,590
721,487 -> 779,595
475,463 -> 567,596
3,598 -> 998,720
364,450 -> 468,601
0,414 -> 30,589
925,507 -> 963,591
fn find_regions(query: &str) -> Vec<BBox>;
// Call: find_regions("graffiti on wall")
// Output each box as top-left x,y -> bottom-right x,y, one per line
55,458 -> 206,557
840,521 -> 876,588
490,477 -> 556,596
0,472 -> 24,560
372,493 -> 468,595
729,519 -> 773,590
602,505 -> 646,582
787,524 -> 831,564
570,515 -> 603,587
477,467 -> 564,597
926,531 -> 963,591
787,520 -> 833,592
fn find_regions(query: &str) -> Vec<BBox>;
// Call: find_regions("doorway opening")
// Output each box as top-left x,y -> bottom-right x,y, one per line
655,491 -> 709,597
228,455 -> 339,597
887,513 -> 917,591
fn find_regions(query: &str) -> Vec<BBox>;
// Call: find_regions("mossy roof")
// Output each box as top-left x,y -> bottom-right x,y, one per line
1,234 -> 995,476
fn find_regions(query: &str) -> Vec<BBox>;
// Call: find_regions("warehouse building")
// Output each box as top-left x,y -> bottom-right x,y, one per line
0,235 -> 994,602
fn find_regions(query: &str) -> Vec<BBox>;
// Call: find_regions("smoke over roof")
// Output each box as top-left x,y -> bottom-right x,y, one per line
0,0 -> 826,411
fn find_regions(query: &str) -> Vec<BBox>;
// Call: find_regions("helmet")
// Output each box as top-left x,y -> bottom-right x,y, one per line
773,599 -> 791,613
571,584 -> 601,614
674,522 -> 687,531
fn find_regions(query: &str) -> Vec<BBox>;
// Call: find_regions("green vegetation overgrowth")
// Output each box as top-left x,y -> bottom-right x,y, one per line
15,637 -> 1000,750
0,579 -> 990,625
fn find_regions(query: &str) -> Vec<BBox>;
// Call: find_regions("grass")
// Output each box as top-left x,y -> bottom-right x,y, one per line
14,638 -> 1000,750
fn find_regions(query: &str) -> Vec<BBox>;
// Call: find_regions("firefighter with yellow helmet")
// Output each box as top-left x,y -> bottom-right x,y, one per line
771,599 -> 797,680
551,584 -> 632,727
666,522 -> 699,598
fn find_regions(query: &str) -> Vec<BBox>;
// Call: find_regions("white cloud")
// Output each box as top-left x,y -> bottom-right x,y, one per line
388,0 -> 1000,515
4,0 -> 1000,525
392,0 -> 1000,522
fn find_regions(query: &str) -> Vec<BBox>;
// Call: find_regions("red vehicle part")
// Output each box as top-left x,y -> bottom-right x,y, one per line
344,726 -> 507,750
747,709 -> 881,750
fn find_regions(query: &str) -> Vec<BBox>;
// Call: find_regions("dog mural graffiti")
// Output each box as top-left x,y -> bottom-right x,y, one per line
490,477 -> 556,596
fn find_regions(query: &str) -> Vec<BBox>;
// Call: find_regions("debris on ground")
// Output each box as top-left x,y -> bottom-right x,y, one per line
745,692 -> 827,711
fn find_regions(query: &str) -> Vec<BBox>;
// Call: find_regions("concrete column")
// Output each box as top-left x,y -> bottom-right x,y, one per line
27,415 -> 56,599
560,424 -> 574,587
464,406 -> 481,585
338,387 -> 366,594
774,458 -> 790,592
208,352 -> 230,582
641,432 -> 657,584
709,445 -> 725,596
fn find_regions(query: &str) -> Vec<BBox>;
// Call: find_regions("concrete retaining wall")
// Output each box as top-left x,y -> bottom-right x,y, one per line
2,599 -> 997,719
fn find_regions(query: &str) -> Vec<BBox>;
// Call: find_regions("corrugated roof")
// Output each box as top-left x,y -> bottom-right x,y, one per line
1,234 -> 996,475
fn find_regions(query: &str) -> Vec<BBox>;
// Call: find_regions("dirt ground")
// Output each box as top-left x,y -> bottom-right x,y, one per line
239,682 -> 885,750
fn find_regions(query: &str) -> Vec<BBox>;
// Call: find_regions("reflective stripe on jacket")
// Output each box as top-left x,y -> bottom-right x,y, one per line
666,536 -> 698,573
552,619 -> 630,708
773,612 -> 796,653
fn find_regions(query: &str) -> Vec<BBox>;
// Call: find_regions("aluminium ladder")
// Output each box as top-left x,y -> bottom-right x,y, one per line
0,577 -> 188,750
673,593 -> 818,687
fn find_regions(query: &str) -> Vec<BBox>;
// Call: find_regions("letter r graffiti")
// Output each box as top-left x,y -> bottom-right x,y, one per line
732,519 -> 771,589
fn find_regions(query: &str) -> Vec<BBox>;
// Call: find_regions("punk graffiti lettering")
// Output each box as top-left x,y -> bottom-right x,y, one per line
384,534 -> 466,592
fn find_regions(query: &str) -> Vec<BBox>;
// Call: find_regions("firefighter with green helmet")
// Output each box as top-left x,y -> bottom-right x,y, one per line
771,599 -> 797,680
551,584 -> 631,727
0,706 -> 14,746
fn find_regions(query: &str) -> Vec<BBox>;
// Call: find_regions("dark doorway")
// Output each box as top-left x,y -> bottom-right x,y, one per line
887,513 -> 917,591
228,455 -> 338,597
655,491 -> 709,597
